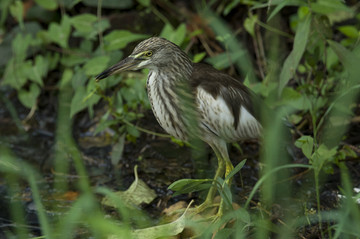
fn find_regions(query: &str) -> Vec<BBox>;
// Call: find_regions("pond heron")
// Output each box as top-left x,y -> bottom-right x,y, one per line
96,37 -> 262,217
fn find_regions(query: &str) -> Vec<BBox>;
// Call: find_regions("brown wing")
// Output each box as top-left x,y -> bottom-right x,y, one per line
190,63 -> 260,130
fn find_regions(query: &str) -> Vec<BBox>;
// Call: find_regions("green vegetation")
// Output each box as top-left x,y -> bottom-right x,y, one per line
0,0 -> 359,238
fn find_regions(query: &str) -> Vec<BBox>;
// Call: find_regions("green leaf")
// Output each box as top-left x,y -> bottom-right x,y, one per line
206,50 -> 245,69
328,40 -> 360,82
27,55 -> 48,86
267,0 -> 297,22
48,15 -> 71,48
60,54 -> 87,67
18,83 -> 41,108
9,1 -> 23,29
278,14 -> 311,96
137,0 -> 150,7
71,13 -> 97,33
193,52 -> 206,63
311,144 -> 337,175
280,87 -> 307,110
70,72 -> 101,118
168,178 -> 212,196
216,177 -> 232,208
85,79 -> 102,107
213,229 -> 234,239
160,23 -> 186,46
59,68 -> 73,89
126,124 -> 140,138
83,55 -> 110,76
12,33 -> 32,61
295,135 -> 314,159
70,86 -> 86,117
3,59 -> 30,89
71,67 -> 87,89
224,159 -> 247,182
244,15 -> 257,37
338,26 -> 359,39
224,0 -> 240,15
235,208 -> 251,224
35,0 -> 57,10
83,0 -> 133,9
104,30 -> 149,51
310,0 -> 352,15
311,0 -> 354,24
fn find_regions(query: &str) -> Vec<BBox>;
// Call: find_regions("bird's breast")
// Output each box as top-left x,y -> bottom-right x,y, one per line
146,71 -> 187,140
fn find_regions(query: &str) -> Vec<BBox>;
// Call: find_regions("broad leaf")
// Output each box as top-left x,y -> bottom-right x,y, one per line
27,55 -> 48,86
71,13 -> 97,33
126,124 -> 140,138
83,0 -> 133,9
160,23 -> 186,46
338,26 -> 359,39
244,15 -> 257,37
70,86 -> 86,117
193,52 -> 206,63
295,135 -> 314,159
35,0 -> 57,10
12,33 -> 32,61
83,55 -> 110,76
9,1 -> 23,29
206,50 -> 246,69
168,178 -> 212,196
18,83 -> 41,108
102,165 -> 156,208
104,30 -> 148,51
3,59 -> 29,89
311,144 -> 337,175
137,0 -> 150,7
48,15 -> 71,48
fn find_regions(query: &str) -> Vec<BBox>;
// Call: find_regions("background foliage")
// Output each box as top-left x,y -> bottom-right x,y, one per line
0,0 -> 359,238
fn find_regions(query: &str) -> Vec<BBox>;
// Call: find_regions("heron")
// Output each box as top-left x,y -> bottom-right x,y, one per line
96,37 -> 262,217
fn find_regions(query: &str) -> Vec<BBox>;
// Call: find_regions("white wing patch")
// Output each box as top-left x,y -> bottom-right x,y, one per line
196,87 -> 261,142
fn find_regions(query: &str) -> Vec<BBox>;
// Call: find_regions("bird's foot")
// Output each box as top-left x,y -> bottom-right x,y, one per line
195,199 -> 218,213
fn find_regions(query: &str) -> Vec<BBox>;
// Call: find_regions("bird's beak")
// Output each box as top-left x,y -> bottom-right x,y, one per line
95,56 -> 140,81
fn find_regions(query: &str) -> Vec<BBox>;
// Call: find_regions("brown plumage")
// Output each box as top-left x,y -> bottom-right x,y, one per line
96,37 -> 262,215
190,62 -> 258,130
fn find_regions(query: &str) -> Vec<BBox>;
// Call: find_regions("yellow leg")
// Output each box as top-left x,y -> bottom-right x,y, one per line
225,157 -> 234,183
215,157 -> 234,219
196,155 -> 225,212
196,140 -> 235,220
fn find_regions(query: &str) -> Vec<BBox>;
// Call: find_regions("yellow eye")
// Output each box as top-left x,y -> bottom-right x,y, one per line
145,51 -> 153,57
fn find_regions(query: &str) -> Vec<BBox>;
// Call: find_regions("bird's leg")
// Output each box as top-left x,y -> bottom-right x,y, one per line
224,157 -> 234,184
214,157 -> 234,219
196,146 -> 225,212
201,157 -> 225,209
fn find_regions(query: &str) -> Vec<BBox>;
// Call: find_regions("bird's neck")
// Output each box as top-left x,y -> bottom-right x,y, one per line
151,57 -> 193,83
146,56 -> 194,141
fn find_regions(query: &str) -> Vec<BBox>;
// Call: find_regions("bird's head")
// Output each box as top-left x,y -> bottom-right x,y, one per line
96,37 -> 191,81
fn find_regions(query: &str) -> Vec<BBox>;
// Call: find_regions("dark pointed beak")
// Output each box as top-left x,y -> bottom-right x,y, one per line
95,56 -> 139,81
